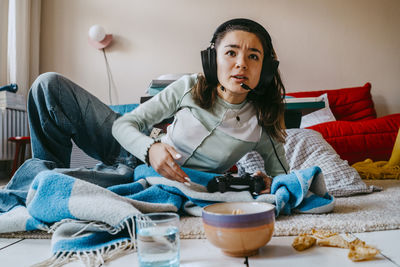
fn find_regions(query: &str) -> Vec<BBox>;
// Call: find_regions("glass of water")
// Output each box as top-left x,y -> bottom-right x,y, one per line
136,212 -> 180,267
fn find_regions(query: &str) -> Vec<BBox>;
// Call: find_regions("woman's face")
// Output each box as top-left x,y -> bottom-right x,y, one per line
216,30 -> 264,104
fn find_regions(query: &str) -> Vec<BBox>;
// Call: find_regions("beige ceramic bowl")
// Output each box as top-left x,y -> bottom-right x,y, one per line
202,202 -> 275,257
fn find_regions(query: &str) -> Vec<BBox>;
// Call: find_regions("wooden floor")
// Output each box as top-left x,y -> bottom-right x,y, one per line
1,230 -> 399,266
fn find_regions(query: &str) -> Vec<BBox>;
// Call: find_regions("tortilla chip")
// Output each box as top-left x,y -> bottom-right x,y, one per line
348,243 -> 379,261
311,229 -> 337,239
292,234 -> 316,251
296,229 -> 380,262
317,234 -> 350,248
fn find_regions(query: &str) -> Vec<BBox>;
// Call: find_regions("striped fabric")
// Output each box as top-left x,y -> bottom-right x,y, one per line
236,129 -> 378,197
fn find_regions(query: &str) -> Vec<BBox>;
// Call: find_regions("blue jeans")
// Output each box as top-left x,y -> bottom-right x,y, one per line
1,72 -> 138,212
28,72 -> 130,167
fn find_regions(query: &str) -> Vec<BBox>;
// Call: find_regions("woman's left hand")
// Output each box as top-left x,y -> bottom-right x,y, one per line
253,171 -> 273,194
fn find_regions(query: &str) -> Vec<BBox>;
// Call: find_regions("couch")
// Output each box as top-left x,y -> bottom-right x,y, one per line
286,83 -> 400,165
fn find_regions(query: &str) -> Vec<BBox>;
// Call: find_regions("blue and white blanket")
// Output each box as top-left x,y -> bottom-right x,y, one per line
0,164 -> 334,266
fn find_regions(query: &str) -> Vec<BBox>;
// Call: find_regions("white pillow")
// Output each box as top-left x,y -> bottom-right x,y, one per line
300,93 -> 336,128
284,129 -> 376,197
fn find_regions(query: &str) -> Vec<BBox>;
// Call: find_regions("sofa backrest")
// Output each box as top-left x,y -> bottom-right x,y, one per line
286,83 -> 377,121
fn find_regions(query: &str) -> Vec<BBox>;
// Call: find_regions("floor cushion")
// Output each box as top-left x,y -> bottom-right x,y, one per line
286,83 -> 377,121
352,128 -> 400,179
308,113 -> 400,165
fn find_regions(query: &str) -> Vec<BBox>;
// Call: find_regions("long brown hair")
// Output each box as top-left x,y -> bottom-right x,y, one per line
193,24 -> 287,143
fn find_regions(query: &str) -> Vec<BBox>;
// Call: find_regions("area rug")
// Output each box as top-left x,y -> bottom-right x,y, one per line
181,180 -> 400,238
1,180 -> 399,239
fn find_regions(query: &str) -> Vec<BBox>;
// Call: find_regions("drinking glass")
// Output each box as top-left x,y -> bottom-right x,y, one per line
136,212 -> 180,267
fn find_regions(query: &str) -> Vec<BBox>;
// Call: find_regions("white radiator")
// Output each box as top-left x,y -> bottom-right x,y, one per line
0,108 -> 29,160
70,141 -> 100,168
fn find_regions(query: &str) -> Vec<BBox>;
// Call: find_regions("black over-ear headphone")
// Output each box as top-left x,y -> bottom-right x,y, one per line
201,18 -> 279,94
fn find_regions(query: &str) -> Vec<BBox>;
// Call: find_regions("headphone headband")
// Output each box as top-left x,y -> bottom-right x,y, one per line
210,18 -> 272,48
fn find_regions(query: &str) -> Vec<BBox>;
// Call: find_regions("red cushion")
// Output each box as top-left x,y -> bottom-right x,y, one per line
286,83 -> 377,121
308,113 -> 400,164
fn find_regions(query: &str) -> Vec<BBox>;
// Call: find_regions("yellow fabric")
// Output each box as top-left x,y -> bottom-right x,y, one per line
352,159 -> 400,179
352,128 -> 400,179
387,128 -> 400,166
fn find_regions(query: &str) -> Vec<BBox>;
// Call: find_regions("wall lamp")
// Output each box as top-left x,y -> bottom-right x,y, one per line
88,25 -> 113,49
88,25 -> 116,104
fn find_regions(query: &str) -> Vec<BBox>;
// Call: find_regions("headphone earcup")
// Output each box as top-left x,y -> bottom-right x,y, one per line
248,59 -> 279,98
251,59 -> 279,96
201,47 -> 218,85
260,59 -> 279,87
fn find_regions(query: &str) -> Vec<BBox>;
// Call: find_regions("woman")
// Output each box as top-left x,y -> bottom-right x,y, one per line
112,18 -> 289,193
2,19 -> 287,213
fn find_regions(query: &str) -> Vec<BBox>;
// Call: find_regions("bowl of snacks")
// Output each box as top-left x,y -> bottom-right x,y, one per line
202,202 -> 275,257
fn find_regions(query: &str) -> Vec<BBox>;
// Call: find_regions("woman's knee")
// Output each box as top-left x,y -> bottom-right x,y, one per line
30,72 -> 62,96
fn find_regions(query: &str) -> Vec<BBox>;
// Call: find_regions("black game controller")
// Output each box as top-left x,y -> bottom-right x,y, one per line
207,173 -> 266,195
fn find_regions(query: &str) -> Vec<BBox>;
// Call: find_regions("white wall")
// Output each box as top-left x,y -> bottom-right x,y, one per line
39,0 -> 400,116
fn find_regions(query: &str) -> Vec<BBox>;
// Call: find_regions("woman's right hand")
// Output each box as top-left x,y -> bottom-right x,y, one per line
148,142 -> 190,184
253,171 -> 273,194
